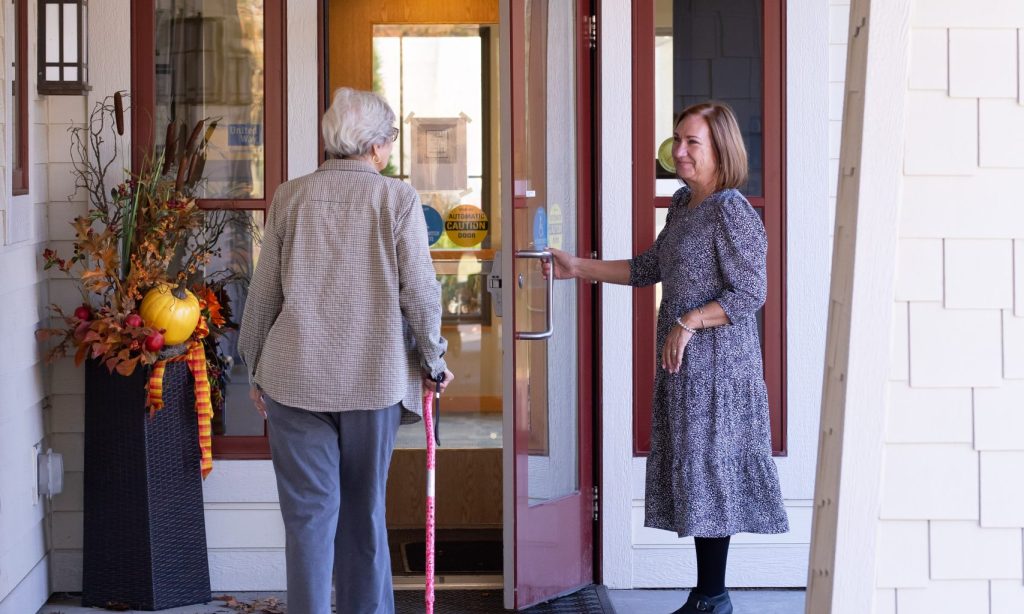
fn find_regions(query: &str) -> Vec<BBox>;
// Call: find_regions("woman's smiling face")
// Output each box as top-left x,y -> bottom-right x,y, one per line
673,114 -> 718,193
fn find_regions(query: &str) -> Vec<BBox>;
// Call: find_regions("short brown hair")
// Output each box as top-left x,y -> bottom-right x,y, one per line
674,102 -> 748,191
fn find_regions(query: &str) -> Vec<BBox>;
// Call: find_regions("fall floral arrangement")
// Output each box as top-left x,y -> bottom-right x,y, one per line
39,92 -> 251,421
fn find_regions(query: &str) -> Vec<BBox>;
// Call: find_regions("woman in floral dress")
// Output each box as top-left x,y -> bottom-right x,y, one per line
549,102 -> 788,614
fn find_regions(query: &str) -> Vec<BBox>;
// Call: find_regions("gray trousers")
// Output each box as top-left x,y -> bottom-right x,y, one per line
265,397 -> 401,614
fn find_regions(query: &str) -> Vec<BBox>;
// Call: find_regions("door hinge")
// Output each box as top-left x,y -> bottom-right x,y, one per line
585,14 -> 597,50
592,485 -> 599,521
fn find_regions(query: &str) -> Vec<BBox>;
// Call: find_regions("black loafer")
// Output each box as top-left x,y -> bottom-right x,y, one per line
671,589 -> 733,614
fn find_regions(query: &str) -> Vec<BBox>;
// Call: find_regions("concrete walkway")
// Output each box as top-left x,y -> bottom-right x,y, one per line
607,589 -> 805,613
41,589 -> 806,613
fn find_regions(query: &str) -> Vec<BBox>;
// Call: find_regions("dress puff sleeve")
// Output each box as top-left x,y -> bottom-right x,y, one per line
712,192 -> 768,323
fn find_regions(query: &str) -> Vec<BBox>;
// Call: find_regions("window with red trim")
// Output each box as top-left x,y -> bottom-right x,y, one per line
13,0 -> 28,196
632,0 -> 786,455
132,1 -> 288,459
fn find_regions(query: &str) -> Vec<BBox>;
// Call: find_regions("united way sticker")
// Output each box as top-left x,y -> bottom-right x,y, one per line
422,206 -> 444,246
445,205 -> 489,247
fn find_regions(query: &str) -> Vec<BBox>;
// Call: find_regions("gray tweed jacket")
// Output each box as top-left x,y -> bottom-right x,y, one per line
238,159 -> 447,422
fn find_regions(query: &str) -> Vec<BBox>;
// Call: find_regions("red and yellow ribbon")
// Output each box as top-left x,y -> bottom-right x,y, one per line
145,317 -> 214,478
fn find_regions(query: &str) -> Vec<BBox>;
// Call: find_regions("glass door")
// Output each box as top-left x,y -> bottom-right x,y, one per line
504,0 -> 594,608
370,21 -> 507,588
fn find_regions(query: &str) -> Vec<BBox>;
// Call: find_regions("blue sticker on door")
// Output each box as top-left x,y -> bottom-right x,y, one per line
533,207 -> 547,249
423,206 -> 444,246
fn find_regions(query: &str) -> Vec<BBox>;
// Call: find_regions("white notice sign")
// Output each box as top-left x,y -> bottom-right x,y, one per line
409,116 -> 468,191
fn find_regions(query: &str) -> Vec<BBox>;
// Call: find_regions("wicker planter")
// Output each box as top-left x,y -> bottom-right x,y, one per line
81,358 -> 211,611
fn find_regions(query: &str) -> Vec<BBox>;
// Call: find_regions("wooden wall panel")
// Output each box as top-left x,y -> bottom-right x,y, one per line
387,448 -> 502,528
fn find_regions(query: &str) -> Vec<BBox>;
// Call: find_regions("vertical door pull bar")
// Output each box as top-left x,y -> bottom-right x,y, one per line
513,250 -> 554,340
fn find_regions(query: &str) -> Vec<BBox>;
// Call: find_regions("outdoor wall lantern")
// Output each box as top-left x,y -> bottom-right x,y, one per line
38,0 -> 90,95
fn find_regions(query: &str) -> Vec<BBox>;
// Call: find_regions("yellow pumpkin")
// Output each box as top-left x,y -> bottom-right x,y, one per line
140,284 -> 201,345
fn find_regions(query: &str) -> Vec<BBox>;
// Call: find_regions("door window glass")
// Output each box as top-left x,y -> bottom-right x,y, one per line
154,0 -> 266,200
517,0 -> 579,504
653,0 -> 764,196
374,25 -> 503,450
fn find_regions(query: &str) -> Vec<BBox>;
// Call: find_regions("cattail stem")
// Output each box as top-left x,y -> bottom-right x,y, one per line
113,92 -> 125,136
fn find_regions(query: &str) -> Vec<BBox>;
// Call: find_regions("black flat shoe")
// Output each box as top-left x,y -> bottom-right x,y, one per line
670,589 -> 733,614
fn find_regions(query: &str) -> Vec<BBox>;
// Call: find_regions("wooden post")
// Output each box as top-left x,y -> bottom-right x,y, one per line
806,0 -> 911,612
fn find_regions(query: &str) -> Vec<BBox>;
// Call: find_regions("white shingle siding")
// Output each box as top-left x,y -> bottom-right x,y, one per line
908,29 -> 947,90
991,580 -> 1024,613
874,521 -> 929,588
912,1 -> 1024,28
1001,311 -> 1024,378
901,174 -> 1024,239
943,239 -> 1014,309
895,239 -> 943,302
904,91 -> 977,176
890,302 -> 910,380
1016,240 -> 1024,316
874,589 -> 897,614
885,383 -> 972,444
948,29 -> 1018,98
973,383 -> 1024,450
979,452 -> 1024,527
929,521 -> 1024,579
1019,28 -> 1024,106
879,444 -> 979,520
907,302 -> 1001,387
865,1 -> 1024,608
979,99 -> 1024,168
895,580 -> 990,613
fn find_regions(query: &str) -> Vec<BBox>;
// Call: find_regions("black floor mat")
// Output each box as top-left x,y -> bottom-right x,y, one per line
394,585 -> 615,613
403,540 -> 504,574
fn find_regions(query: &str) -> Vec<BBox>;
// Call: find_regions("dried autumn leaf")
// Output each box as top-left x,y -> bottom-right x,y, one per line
115,356 -> 139,376
36,328 -> 61,341
81,268 -> 107,282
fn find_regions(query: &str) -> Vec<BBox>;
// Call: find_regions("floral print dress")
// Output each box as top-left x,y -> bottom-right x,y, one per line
629,186 -> 789,538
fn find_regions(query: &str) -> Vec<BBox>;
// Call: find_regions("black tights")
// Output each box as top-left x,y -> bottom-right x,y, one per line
694,536 -> 731,597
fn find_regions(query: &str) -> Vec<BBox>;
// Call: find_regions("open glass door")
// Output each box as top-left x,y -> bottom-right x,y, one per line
502,0 -> 594,608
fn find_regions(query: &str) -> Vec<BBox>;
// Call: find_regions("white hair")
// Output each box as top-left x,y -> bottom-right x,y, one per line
321,87 -> 396,157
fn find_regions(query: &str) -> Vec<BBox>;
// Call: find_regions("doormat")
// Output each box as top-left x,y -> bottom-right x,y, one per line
402,540 -> 503,574
394,585 -> 614,613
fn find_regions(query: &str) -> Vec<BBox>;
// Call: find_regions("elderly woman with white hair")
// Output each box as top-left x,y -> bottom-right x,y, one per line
238,87 -> 453,614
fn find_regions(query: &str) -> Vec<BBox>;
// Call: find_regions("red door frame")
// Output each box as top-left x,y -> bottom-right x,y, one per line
630,0 -> 787,456
509,0 -> 596,607
131,1 -> 288,459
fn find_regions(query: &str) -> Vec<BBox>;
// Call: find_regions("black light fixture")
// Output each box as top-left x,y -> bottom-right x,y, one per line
38,0 -> 89,95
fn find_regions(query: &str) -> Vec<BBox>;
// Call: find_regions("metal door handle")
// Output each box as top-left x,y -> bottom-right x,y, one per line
513,250 -> 553,340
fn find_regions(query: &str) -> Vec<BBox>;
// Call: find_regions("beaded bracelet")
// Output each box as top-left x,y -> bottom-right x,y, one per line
675,317 -> 697,335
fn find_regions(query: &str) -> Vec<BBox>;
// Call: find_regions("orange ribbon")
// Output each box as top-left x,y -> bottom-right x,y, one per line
145,317 -> 214,478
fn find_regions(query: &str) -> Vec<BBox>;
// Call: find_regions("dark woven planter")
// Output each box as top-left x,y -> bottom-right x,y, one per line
81,358 -> 212,611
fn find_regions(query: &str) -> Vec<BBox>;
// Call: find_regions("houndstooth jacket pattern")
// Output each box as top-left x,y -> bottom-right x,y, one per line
238,159 -> 447,423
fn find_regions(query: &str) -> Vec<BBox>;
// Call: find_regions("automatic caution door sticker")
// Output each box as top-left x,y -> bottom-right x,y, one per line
445,205 -> 489,247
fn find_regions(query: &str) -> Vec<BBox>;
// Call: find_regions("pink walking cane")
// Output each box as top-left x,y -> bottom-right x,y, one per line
423,375 -> 442,614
